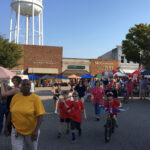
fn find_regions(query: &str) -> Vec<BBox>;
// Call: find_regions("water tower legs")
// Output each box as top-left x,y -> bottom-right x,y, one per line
32,3 -> 35,45
38,13 -> 41,45
9,8 -> 13,42
41,10 -> 43,45
26,16 -> 29,45
17,3 -> 20,44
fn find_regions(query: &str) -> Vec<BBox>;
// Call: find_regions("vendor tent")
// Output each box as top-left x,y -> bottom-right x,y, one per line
29,74 -> 40,80
96,73 -> 103,78
0,66 -> 15,79
41,75 -> 55,80
68,74 -> 80,78
141,70 -> 150,75
56,76 -> 68,79
114,72 -> 127,77
81,74 -> 94,78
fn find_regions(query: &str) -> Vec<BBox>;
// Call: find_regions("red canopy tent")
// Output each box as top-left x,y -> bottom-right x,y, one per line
129,70 -> 138,77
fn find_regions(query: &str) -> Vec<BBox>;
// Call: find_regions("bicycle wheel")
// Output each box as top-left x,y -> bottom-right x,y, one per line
112,119 -> 115,133
104,121 -> 112,143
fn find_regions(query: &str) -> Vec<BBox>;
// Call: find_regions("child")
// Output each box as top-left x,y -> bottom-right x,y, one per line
86,86 -> 92,102
104,91 -> 120,127
68,88 -> 74,101
53,85 -> 61,114
57,91 -> 71,138
68,91 -> 87,142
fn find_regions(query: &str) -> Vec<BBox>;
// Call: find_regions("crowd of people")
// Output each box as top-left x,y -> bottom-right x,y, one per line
51,76 -> 150,143
0,75 -> 150,149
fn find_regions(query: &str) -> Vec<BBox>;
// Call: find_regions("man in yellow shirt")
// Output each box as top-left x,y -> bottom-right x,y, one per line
4,79 -> 46,150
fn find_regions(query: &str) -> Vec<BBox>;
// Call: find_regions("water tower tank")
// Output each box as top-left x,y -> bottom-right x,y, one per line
9,0 -> 44,45
11,0 -> 43,16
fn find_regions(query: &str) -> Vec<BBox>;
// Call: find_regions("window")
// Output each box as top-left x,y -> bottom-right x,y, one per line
121,56 -> 124,63
67,65 -> 85,69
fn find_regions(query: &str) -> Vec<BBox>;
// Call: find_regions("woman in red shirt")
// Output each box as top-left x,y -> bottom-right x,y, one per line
91,81 -> 105,121
126,79 -> 134,100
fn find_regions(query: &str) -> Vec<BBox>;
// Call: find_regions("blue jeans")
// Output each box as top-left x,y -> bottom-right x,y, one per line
0,104 -> 8,134
94,104 -> 101,116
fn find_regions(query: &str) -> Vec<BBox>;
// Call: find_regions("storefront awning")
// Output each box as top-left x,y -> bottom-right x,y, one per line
120,69 -> 136,74
28,68 -> 58,74
62,69 -> 89,76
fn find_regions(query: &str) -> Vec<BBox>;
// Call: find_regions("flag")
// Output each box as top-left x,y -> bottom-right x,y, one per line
138,62 -> 142,76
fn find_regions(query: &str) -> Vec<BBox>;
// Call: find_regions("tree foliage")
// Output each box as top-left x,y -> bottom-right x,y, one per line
122,24 -> 150,69
0,36 -> 22,69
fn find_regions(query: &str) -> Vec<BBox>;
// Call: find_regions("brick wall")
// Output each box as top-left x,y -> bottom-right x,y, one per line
14,45 -> 63,74
90,59 -> 120,75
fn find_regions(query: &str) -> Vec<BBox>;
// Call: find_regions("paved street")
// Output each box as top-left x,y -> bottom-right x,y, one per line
1,87 -> 150,150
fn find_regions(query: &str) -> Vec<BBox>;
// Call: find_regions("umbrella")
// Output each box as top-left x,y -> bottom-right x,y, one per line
129,70 -> 138,77
56,76 -> 68,79
41,75 -> 55,80
29,74 -> 40,80
96,73 -> 103,78
81,74 -> 94,78
68,74 -> 80,78
0,66 -> 15,79
141,70 -> 150,75
114,72 -> 127,77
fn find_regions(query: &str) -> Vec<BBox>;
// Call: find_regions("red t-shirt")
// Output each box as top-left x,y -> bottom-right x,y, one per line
91,87 -> 104,104
126,81 -> 134,93
104,99 -> 120,115
70,100 -> 84,123
59,99 -> 72,119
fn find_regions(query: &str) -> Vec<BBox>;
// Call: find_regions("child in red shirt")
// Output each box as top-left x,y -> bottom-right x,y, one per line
104,91 -> 120,126
57,91 -> 72,138
68,91 -> 86,142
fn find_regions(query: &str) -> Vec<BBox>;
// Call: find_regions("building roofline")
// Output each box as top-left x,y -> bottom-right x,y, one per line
63,57 -> 91,60
20,44 -> 63,48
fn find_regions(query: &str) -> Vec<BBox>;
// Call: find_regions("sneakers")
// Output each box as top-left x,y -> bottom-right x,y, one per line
96,118 -> 100,121
71,138 -> 76,144
78,129 -> 82,136
57,133 -> 61,138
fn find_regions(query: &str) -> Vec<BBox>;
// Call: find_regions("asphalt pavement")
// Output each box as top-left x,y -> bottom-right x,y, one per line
1,87 -> 150,150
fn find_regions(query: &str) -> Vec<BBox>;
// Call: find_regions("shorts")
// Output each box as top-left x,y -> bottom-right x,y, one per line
71,120 -> 81,130
53,95 -> 59,101
60,118 -> 70,123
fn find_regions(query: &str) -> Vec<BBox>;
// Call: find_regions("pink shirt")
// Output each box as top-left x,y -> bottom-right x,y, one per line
91,87 -> 104,104
126,81 -> 134,92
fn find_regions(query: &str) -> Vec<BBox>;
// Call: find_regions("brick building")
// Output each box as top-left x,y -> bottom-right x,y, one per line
90,59 -> 120,75
13,45 -> 63,76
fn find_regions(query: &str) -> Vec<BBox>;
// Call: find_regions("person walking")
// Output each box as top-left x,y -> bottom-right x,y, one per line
4,79 -> 46,150
126,79 -> 134,101
0,76 -> 22,135
91,80 -> 105,121
52,85 -> 62,114
74,80 -> 86,103
57,91 -> 71,138
69,92 -> 86,143
139,77 -> 148,100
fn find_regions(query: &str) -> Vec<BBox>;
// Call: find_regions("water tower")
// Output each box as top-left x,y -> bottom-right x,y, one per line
9,0 -> 44,45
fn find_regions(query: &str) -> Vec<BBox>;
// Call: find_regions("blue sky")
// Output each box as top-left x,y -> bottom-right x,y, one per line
0,0 -> 150,58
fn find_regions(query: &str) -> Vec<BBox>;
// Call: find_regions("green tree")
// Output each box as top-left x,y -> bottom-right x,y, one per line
0,35 -> 22,69
122,24 -> 150,69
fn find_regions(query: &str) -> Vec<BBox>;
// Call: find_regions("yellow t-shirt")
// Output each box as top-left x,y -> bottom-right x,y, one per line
10,93 -> 46,135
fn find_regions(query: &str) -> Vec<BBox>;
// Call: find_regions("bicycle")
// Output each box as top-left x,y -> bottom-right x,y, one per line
104,110 -> 116,143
